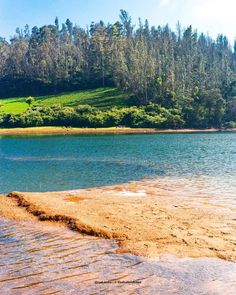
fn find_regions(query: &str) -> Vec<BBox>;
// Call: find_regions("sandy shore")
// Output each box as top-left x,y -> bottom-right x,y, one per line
1,179 -> 235,261
0,126 -> 235,136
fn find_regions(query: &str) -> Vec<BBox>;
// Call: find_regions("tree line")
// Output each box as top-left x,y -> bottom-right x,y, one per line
0,10 -> 236,128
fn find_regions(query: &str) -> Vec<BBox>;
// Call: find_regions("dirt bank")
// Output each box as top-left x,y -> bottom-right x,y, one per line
0,126 -> 235,136
1,179 -> 235,261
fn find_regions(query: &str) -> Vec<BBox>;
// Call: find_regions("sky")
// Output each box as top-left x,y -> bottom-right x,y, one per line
0,0 -> 235,44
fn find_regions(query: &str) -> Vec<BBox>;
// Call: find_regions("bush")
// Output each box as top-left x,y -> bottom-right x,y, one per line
223,121 -> 236,128
0,104 -> 186,129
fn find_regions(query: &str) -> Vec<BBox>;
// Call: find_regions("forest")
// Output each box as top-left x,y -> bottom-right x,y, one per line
0,10 -> 236,128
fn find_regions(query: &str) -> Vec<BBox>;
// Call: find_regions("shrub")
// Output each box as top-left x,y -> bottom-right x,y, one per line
223,121 -> 236,128
0,104 -> 186,129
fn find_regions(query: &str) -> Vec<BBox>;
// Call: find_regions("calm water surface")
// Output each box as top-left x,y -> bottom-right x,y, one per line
0,132 -> 236,193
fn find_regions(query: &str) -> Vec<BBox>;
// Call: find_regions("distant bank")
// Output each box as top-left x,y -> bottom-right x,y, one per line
0,126 -> 236,136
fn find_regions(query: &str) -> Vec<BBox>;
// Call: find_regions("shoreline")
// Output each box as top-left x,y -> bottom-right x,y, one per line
1,178 -> 235,261
0,126 -> 236,136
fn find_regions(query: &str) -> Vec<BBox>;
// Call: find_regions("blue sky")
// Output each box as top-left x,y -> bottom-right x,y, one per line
0,0 -> 235,43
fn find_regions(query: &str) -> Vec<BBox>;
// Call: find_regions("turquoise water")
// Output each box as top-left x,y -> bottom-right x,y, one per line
0,132 -> 236,194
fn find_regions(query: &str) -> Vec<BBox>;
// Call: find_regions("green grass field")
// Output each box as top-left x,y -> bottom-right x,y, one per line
0,87 -> 131,114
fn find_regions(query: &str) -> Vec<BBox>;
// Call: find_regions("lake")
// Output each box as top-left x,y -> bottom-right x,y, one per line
1,132 -> 236,294
1,132 -> 236,194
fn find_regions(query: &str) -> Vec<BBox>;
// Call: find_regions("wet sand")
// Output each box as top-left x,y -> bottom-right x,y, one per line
1,178 -> 236,262
0,126 -> 235,136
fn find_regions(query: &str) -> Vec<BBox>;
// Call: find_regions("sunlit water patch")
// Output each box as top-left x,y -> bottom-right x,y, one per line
141,175 -> 236,209
0,218 -> 236,295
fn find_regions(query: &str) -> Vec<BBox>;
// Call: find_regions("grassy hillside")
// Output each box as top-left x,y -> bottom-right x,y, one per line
0,87 -> 131,114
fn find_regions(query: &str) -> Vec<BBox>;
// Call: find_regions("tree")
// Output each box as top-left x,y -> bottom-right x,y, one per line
0,14 -> 235,128
26,96 -> 35,107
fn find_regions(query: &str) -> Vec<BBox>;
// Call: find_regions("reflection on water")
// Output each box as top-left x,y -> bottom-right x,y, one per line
143,175 -> 236,210
0,218 -> 236,295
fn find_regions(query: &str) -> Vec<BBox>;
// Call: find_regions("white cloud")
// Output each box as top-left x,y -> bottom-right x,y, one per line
160,0 -> 171,7
193,0 -> 235,20
190,0 -> 236,43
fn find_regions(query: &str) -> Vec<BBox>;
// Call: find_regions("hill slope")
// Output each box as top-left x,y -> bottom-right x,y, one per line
0,88 -> 131,114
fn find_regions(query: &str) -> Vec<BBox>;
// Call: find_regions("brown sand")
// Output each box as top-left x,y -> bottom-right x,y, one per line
1,180 -> 236,261
0,126 -> 235,136
0,195 -> 37,222
0,194 -> 68,229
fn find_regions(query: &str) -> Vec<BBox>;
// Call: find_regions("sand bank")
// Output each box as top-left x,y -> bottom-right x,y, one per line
0,126 -> 235,136
1,179 -> 235,261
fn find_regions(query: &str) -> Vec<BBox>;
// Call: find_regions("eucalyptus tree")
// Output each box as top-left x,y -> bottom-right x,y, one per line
0,11 -> 236,127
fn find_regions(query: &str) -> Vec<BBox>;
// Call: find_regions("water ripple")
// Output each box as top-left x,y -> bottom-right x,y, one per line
0,218 -> 235,294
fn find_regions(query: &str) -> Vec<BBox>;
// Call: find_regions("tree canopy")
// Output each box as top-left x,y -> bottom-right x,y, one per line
0,11 -> 236,128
